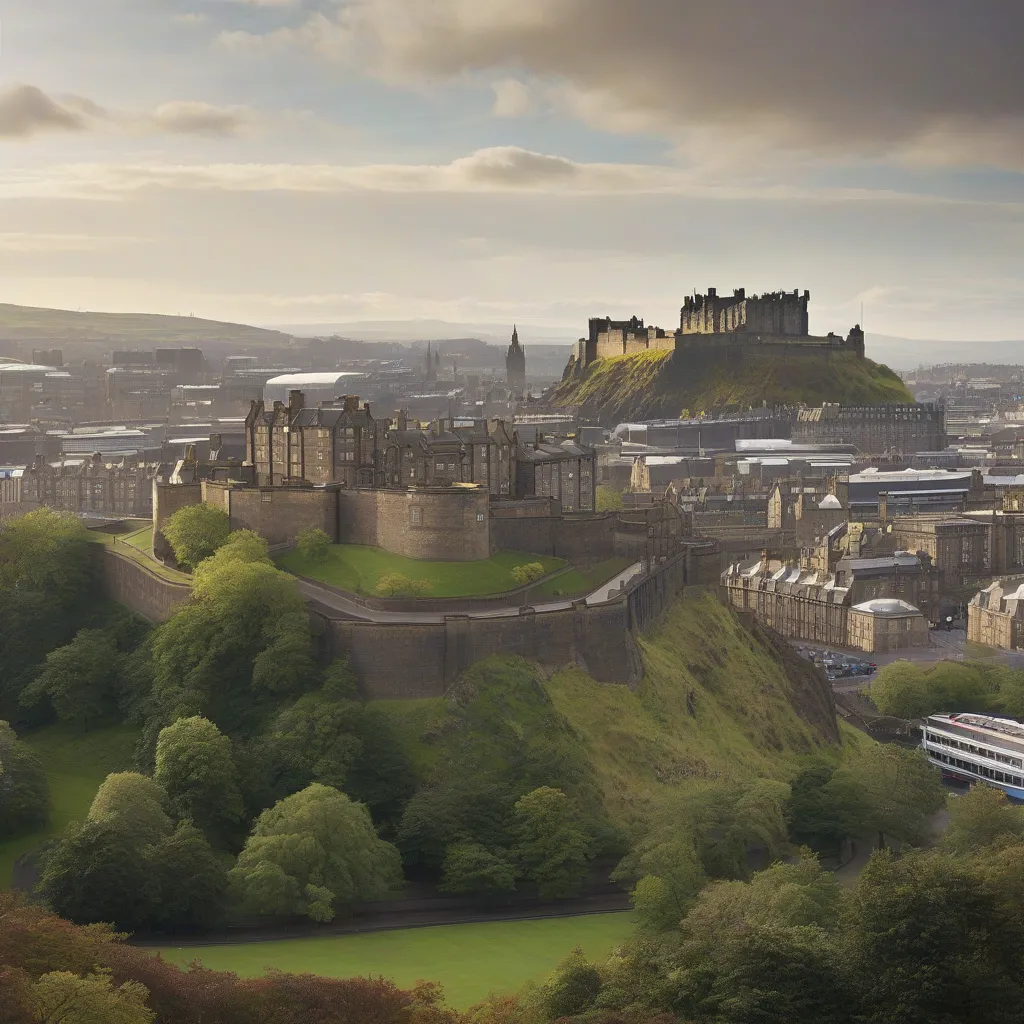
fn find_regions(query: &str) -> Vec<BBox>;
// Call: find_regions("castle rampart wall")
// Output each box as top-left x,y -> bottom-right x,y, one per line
205,482 -> 339,546
98,547 -> 191,623
337,487 -> 490,561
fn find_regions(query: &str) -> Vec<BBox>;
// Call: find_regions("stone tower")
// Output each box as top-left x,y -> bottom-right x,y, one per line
424,342 -> 437,383
506,325 -> 526,394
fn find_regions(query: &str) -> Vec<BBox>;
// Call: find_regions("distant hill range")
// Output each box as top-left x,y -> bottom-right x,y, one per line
866,334 -> 1024,371
0,303 -> 292,349
270,319 -> 576,346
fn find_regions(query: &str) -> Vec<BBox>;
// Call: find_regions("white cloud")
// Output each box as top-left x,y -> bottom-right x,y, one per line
491,79 -> 533,119
5,147 -> 1023,208
0,84 -> 254,140
144,101 -> 254,136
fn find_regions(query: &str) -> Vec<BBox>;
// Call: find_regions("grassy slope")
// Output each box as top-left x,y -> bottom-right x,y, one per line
547,591 -> 833,826
0,303 -> 290,347
278,546 -> 565,598
0,723 -> 141,887
551,349 -> 913,424
375,592 -> 837,828
531,557 -> 634,599
157,913 -> 635,1011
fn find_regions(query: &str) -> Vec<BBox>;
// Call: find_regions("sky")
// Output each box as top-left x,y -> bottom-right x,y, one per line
0,0 -> 1023,340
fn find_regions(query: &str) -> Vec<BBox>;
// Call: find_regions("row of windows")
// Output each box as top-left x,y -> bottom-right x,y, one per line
930,751 -> 1023,788
926,731 -> 1023,769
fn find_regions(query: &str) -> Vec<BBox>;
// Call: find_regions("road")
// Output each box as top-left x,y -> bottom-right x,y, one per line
298,562 -> 644,624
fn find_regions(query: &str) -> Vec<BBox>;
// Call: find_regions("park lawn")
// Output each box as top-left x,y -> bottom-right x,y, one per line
531,558 -> 635,599
0,722 -> 140,887
157,912 -> 635,1010
278,546 -> 565,598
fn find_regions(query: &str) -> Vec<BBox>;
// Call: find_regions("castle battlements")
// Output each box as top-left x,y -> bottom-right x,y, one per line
571,289 -> 864,371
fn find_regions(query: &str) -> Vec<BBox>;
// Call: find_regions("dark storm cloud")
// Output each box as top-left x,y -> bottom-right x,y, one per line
320,0 -> 1024,163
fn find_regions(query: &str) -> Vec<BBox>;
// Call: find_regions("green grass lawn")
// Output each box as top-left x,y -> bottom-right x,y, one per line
278,546 -> 565,598
157,912 -> 635,1010
531,558 -> 634,599
86,529 -> 190,584
122,526 -> 154,553
0,722 -> 140,887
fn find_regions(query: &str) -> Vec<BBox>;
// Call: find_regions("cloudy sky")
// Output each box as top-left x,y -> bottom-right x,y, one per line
1,0 -> 1022,340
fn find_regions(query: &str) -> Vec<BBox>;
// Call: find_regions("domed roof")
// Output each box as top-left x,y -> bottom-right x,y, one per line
818,494 -> 842,509
852,598 -> 921,617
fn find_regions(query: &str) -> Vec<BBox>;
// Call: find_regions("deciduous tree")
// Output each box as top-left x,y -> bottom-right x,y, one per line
161,505 -> 230,571
942,783 -> 1024,855
511,787 -> 591,899
20,628 -> 122,724
229,784 -> 403,922
31,970 -> 154,1024
440,843 -> 516,899
0,720 -> 49,838
87,772 -> 173,845
154,717 -> 243,840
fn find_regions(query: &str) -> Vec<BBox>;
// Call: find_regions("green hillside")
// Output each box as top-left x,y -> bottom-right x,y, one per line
0,302 -> 291,348
551,349 -> 913,425
378,591 -> 840,829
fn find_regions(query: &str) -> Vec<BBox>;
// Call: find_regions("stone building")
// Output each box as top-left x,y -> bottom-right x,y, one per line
8,454 -> 161,517
968,581 -> 1024,650
244,391 -> 597,512
834,552 -> 943,624
722,550 -> 938,649
680,288 -> 810,336
246,392 -> 379,488
794,404 -> 945,455
890,513 -> 990,587
506,326 -> 526,395
382,418 -> 518,496
848,599 -> 930,654
722,561 -> 851,648
517,439 -> 596,513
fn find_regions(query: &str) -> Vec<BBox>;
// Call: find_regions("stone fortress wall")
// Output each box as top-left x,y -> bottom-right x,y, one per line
574,289 -> 865,370
99,539 -> 705,698
154,480 -> 492,562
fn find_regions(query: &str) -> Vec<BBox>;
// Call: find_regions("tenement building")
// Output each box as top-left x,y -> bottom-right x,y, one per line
890,513 -> 990,587
244,392 -> 597,513
722,550 -> 938,652
969,581 -> 1024,651
794,404 -> 946,455
2,453 -> 161,518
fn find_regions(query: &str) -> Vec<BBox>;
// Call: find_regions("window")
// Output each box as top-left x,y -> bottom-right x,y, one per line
476,513 -> 485,522
436,462 -> 445,471
410,507 -> 421,525
447,463 -> 456,472
261,492 -> 272,504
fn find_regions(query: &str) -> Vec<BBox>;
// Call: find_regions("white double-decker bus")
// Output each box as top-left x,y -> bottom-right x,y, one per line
921,713 -> 1024,800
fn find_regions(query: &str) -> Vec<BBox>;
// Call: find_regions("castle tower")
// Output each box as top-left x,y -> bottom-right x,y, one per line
506,325 -> 526,395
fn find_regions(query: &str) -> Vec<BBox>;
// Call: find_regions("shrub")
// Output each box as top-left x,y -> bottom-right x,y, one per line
296,527 -> 331,563
376,574 -> 433,598
510,563 -> 547,587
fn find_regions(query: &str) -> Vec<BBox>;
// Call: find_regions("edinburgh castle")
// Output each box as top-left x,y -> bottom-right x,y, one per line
570,288 -> 865,370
